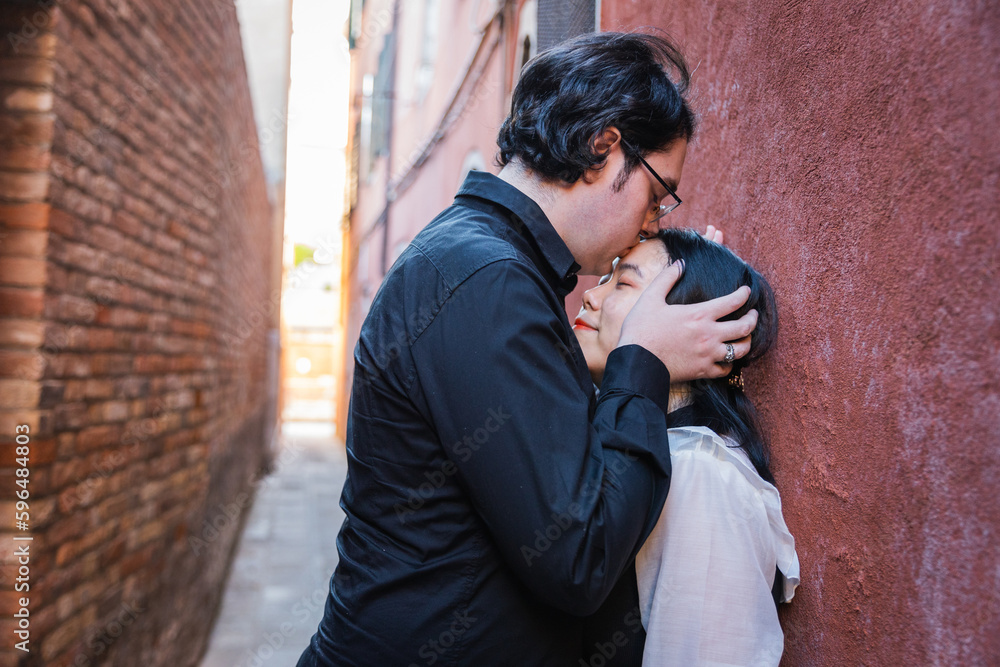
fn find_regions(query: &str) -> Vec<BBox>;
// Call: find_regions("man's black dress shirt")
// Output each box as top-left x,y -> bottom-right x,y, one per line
299,171 -> 674,666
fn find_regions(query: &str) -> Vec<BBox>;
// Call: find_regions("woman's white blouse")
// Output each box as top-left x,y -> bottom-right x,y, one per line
635,426 -> 800,667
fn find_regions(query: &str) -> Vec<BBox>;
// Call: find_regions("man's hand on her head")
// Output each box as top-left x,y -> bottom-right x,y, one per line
703,225 -> 724,245
616,260 -> 757,383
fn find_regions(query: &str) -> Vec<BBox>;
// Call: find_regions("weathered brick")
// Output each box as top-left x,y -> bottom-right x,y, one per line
39,379 -> 66,407
56,430 -> 76,458
87,326 -> 114,349
0,228 -> 47,256
0,285 -> 43,317
0,255 -> 46,286
115,376 -> 149,398
0,318 -> 45,347
0,142 -> 52,171
86,399 -> 129,423
0,56 -> 55,86
0,169 -> 49,200
0,112 -> 55,144
42,323 -> 87,352
0,409 -> 40,439
47,207 -> 79,237
41,606 -> 95,661
1,85 -> 53,112
0,590 -> 27,616
55,521 -> 115,567
0,31 -> 58,59
46,293 -> 98,323
0,433 -> 52,468
13,494 -> 56,530
118,547 -> 151,577
0,378 -> 39,408
0,349 -> 46,379
75,424 -> 121,453
54,402 -> 87,430
81,378 -> 113,399
44,353 -> 90,378
0,201 -> 49,229
51,457 -> 86,489
44,516 -> 87,552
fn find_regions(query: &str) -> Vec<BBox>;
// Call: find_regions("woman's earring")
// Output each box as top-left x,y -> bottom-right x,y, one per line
728,372 -> 744,390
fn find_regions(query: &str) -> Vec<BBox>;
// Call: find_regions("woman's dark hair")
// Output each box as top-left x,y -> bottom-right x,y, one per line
655,229 -> 779,484
497,31 -> 695,186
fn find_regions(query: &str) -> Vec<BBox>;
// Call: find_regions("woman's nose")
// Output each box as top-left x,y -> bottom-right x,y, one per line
582,286 -> 600,311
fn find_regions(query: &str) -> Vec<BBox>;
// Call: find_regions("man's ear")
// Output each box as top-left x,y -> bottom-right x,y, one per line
591,126 -> 622,158
583,127 -> 622,183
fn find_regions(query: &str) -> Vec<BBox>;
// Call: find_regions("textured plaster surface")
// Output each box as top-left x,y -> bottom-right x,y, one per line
602,1 -> 1000,664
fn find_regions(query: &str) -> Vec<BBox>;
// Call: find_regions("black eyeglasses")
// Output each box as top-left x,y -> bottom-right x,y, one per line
620,138 -> 682,222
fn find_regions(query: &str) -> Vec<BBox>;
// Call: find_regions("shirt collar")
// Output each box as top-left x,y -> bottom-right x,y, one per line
456,171 -> 581,294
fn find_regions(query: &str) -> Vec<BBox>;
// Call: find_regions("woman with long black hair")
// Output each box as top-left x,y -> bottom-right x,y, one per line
573,229 -> 800,666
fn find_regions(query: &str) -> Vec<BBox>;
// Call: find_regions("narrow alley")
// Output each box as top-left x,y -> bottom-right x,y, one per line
200,423 -> 347,667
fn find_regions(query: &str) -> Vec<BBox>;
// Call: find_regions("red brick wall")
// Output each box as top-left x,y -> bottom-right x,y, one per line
1,2 -> 275,665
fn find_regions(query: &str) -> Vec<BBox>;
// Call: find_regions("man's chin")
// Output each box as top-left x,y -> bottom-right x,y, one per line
586,260 -> 617,277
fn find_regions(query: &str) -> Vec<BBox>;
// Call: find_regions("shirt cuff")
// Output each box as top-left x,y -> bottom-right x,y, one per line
600,344 -> 672,416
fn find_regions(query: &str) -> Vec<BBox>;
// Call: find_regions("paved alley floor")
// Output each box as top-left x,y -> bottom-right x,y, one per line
200,421 -> 347,667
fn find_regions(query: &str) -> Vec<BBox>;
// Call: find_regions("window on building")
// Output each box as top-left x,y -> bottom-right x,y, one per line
359,73 -> 374,180
516,0 -> 537,73
350,116 -> 361,207
537,0 -> 595,52
356,241 -> 370,293
371,32 -> 394,160
415,0 -> 440,102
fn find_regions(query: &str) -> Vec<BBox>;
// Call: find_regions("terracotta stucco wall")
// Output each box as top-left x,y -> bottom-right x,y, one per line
602,1 -> 999,664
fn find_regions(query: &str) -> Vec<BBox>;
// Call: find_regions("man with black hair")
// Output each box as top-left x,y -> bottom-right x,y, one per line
298,32 -> 757,666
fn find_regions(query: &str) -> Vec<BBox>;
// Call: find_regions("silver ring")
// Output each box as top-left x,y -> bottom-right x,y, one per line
723,343 -> 735,364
